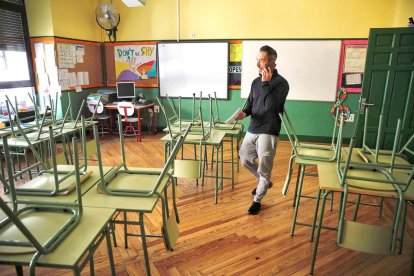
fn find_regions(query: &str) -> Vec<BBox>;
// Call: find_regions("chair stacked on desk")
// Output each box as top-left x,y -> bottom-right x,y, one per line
80,116 -> 191,276
0,126 -> 116,275
158,95 -> 234,204
309,110 -> 414,275
279,108 -> 346,237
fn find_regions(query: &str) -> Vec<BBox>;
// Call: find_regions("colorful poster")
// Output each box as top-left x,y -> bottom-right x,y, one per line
114,45 -> 157,81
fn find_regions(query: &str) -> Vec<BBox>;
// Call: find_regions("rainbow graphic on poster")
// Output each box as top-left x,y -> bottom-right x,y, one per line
114,45 -> 157,81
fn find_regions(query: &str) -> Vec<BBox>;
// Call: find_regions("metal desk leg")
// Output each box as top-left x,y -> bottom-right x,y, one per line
291,164 -> 305,236
139,212 -> 151,276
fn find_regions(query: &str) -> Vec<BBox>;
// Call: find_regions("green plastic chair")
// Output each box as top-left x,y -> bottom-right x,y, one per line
10,117 -> 92,196
310,130 -> 414,274
279,108 -> 345,196
0,135 -> 84,275
361,107 -> 413,168
165,93 -> 201,128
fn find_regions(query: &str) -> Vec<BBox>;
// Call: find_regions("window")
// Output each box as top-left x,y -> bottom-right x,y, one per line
0,0 -> 34,89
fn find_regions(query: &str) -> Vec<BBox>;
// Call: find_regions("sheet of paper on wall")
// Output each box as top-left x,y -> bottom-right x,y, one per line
58,69 -> 69,80
34,43 -> 44,59
76,55 -> 84,63
37,72 -> 49,93
75,45 -> 85,55
225,108 -> 242,124
76,72 -> 84,86
44,43 -> 56,72
82,72 -> 89,85
68,72 -> 77,87
35,57 -> 46,74
48,67 -> 59,87
60,79 -> 70,90
346,73 -> 362,85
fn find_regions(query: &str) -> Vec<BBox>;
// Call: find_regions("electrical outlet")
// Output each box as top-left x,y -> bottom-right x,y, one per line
139,93 -> 143,98
154,105 -> 159,113
345,114 -> 355,122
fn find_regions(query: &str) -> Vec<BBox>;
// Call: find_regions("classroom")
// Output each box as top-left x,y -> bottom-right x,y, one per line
0,0 -> 413,275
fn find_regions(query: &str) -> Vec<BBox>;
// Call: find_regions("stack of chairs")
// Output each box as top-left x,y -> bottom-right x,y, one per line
0,122 -> 116,275
309,110 -> 414,274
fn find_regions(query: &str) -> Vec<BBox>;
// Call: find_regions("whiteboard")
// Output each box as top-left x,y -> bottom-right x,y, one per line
241,40 -> 341,102
158,42 -> 228,99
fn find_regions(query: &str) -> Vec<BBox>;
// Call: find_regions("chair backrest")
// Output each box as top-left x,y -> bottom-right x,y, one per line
117,101 -> 135,117
86,94 -> 103,115
280,108 -> 343,158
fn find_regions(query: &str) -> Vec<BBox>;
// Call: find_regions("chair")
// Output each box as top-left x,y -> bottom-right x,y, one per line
117,101 -> 139,141
360,107 -> 413,168
165,93 -> 201,128
0,133 -> 83,274
158,97 -> 228,203
279,108 -> 345,237
10,117 -> 92,196
0,131 -> 116,275
280,108 -> 344,196
309,128 -> 414,274
87,94 -> 111,135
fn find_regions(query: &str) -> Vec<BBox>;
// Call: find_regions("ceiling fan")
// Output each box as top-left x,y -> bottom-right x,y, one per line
95,1 -> 120,42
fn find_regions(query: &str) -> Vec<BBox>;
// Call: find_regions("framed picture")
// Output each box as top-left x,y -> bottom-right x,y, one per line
337,40 -> 368,93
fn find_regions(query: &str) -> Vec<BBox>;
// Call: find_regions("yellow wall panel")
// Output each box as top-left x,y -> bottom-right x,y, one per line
25,0 -> 54,37
50,0 -> 101,41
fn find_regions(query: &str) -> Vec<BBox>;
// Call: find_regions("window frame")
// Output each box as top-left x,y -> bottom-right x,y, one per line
0,0 -> 35,89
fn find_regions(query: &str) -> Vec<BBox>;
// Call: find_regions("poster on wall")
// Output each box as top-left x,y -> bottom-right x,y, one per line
337,40 -> 368,93
228,42 -> 242,89
114,44 -> 158,86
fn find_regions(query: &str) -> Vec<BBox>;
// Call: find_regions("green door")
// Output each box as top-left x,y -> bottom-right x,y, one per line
356,27 -> 414,150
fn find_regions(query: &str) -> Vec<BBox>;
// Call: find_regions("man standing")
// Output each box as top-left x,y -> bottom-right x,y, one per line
236,45 -> 289,215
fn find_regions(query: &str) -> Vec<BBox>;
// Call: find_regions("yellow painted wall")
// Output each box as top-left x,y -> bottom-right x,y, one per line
114,0 -> 177,41
25,0 -> 409,41
394,0 -> 414,27
50,0 -> 101,41
25,0 -> 54,37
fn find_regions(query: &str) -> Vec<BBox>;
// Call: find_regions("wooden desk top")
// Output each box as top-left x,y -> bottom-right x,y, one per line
0,207 -> 115,267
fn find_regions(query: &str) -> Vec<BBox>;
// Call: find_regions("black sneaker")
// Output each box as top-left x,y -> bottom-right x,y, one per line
251,182 -> 273,196
248,201 -> 261,215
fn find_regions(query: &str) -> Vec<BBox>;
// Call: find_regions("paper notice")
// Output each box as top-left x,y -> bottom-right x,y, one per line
76,72 -> 84,85
68,72 -> 77,87
82,72 -> 89,85
225,108 -> 242,124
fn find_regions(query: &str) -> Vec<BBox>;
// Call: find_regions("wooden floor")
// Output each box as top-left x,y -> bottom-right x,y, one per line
1,133 -> 413,275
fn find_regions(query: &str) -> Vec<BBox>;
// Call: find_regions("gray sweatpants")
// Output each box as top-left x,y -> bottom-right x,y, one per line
239,132 -> 278,203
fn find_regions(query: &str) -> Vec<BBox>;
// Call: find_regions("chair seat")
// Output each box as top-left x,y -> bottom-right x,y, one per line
338,221 -> 392,255
297,147 -> 337,159
98,172 -> 169,194
0,210 -> 74,254
16,170 -> 92,195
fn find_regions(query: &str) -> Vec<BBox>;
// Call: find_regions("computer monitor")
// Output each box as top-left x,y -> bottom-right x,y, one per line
116,82 -> 136,99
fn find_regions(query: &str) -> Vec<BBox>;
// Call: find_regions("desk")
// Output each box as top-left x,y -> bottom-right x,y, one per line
104,103 -> 155,142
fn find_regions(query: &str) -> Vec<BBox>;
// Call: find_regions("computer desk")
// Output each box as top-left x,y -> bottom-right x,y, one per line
104,103 -> 156,142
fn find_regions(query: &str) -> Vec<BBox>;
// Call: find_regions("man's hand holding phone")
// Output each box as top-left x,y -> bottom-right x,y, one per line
261,67 -> 272,82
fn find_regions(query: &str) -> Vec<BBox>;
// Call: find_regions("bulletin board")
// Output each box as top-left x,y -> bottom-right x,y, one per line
241,40 -> 342,102
30,37 -> 103,92
54,38 -> 103,91
158,42 -> 229,99
337,40 -> 368,93
104,41 -> 158,87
